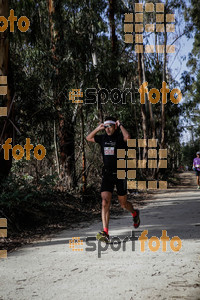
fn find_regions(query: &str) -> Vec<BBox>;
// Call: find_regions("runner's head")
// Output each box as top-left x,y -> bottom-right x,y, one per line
197,151 -> 200,157
104,116 -> 117,136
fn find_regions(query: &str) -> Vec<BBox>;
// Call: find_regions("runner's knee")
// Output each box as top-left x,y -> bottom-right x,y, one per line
102,198 -> 111,208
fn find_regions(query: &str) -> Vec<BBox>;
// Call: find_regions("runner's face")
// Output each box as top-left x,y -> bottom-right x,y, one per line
104,124 -> 116,135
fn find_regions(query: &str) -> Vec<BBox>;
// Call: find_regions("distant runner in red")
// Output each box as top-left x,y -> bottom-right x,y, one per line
86,116 -> 140,243
193,151 -> 200,189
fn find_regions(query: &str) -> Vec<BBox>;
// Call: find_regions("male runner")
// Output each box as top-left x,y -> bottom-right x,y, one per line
193,151 -> 200,189
86,116 -> 140,243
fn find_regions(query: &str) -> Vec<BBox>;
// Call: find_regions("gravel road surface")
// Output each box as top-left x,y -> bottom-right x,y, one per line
0,172 -> 200,300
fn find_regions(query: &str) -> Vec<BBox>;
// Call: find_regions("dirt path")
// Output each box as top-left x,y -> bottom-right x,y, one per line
0,172 -> 200,300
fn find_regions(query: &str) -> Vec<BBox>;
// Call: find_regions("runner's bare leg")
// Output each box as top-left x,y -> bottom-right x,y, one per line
101,191 -> 112,229
118,195 -> 135,213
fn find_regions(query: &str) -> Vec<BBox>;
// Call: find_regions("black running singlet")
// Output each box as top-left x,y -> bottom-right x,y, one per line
94,131 -> 127,171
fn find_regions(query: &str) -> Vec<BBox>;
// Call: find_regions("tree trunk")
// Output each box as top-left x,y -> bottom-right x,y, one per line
141,53 -> 156,139
136,0 -> 147,161
138,53 -> 147,160
80,107 -> 86,193
0,0 -> 13,178
108,0 -> 119,88
90,22 -> 103,122
47,0 -> 75,189
161,0 -> 168,149
108,0 -> 117,55
53,119 -> 60,175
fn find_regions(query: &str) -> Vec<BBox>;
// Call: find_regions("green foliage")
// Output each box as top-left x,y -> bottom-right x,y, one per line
181,140 -> 200,168
0,0 -> 193,194
0,173 -> 58,209
182,0 -> 200,144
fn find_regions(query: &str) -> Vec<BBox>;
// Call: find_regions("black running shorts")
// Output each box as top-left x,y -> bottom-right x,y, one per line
195,170 -> 200,176
100,169 -> 127,196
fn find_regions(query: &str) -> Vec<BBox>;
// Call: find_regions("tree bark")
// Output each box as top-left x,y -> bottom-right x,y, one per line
53,119 -> 60,175
108,0 -> 117,55
138,54 -> 147,160
90,22 -> 103,122
136,0 -> 147,162
161,0 -> 168,149
80,107 -> 86,193
47,0 -> 75,189
0,0 -> 13,178
141,53 -> 156,139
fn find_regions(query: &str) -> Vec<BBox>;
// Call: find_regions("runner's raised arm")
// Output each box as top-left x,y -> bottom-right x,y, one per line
115,120 -> 130,141
86,123 -> 105,142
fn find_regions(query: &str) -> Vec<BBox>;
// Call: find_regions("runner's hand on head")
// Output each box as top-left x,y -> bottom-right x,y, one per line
116,120 -> 120,127
97,123 -> 105,131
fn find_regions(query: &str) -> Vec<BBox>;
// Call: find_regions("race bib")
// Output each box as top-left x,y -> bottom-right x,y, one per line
104,147 -> 114,155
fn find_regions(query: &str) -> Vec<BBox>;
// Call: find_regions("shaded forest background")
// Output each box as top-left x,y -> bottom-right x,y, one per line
0,0 -> 200,235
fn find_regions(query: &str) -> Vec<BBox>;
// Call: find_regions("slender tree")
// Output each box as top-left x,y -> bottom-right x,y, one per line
0,0 -> 13,177
47,0 -> 76,189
